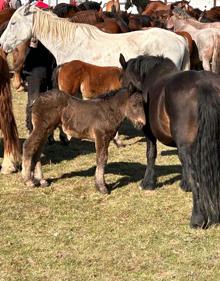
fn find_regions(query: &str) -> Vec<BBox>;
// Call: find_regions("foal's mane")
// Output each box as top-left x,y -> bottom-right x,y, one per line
33,8 -> 101,44
126,55 -> 175,81
93,88 -> 125,100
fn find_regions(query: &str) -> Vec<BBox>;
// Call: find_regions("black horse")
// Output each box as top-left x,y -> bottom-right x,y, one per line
119,53 -> 220,228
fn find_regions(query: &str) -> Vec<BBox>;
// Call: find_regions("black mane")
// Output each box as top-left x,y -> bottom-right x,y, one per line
126,55 -> 175,81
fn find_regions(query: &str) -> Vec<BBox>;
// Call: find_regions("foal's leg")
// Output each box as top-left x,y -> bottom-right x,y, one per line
113,131 -> 125,148
95,134 -> 110,194
32,138 -> 48,187
140,130 -> 157,190
22,129 -> 46,187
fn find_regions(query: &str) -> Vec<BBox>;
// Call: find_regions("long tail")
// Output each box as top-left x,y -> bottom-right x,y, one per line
212,33 -> 220,74
0,50 -> 21,165
191,82 -> 220,225
52,64 -> 62,89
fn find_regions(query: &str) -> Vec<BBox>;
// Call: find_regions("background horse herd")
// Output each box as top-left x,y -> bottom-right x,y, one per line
1,0 -> 220,231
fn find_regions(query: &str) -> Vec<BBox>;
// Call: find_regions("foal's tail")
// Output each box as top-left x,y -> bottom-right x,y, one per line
212,33 -> 220,74
52,64 -> 62,89
191,82 -> 220,225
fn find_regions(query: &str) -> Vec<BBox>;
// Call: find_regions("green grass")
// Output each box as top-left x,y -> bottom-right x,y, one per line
0,85 -> 220,281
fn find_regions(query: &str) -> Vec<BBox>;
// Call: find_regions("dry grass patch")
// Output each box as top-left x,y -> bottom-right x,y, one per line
0,85 -> 220,281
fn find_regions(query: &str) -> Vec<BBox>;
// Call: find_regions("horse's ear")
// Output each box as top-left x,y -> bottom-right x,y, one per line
23,4 -> 31,15
128,82 -> 136,95
119,53 -> 127,69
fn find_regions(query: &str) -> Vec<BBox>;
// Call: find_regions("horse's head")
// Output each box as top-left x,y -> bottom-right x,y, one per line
125,83 -> 145,129
0,4 -> 36,53
119,53 -> 143,91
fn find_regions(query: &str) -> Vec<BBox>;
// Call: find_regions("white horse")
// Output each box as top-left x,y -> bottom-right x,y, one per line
0,4 -> 190,69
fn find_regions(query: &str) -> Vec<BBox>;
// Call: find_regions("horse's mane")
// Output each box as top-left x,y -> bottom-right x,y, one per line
126,55 -> 174,80
33,9 -> 101,44
172,7 -> 192,19
92,88 -> 124,100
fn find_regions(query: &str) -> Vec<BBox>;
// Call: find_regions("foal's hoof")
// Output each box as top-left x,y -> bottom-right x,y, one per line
190,213 -> 207,229
113,140 -> 126,148
96,184 -> 110,195
139,180 -> 156,190
180,180 -> 192,192
40,179 -> 49,188
25,180 -> 36,188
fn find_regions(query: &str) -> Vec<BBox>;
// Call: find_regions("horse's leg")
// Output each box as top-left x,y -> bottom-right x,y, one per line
190,190 -> 207,228
177,144 -> 193,192
140,130 -> 157,190
113,131 -> 125,148
22,129 -> 46,187
32,139 -> 48,187
95,134 -> 110,194
58,125 -> 69,145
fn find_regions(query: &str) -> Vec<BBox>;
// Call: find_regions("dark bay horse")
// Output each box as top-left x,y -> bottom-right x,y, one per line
119,53 -> 220,228
0,48 -> 20,173
21,87 -> 146,194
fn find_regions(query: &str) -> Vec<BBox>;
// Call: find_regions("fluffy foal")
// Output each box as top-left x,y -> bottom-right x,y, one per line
22,87 -> 145,194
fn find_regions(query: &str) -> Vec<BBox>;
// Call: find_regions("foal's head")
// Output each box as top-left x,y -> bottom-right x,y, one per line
125,83 -> 145,129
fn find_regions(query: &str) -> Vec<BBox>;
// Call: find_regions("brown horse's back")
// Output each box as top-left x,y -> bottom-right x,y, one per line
56,60 -> 122,99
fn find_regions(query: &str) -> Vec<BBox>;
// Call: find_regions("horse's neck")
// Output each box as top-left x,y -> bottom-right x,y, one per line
108,92 -> 129,122
172,16 -> 197,32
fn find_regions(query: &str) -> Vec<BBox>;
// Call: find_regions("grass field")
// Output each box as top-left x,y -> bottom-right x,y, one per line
0,83 -> 220,281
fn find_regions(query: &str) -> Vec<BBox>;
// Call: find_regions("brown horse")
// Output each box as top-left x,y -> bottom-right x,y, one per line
21,87 -> 146,194
105,0 -> 120,13
0,8 -> 15,26
142,1 -> 170,16
53,60 -> 124,147
53,60 -> 122,99
120,53 -> 220,228
0,48 -> 21,173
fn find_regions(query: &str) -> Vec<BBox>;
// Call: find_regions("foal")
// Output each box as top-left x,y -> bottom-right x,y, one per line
53,60 -> 124,147
22,87 -> 145,194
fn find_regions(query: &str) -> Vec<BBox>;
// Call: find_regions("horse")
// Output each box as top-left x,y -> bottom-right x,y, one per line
105,0 -> 120,13
0,8 -> 15,26
52,3 -> 78,18
0,48 -> 21,173
0,4 -> 190,71
21,86 -> 146,194
166,10 -> 220,73
119,53 -> 220,228
53,59 -> 124,147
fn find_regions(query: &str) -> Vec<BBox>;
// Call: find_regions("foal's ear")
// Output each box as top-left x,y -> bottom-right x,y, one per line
119,53 -> 127,69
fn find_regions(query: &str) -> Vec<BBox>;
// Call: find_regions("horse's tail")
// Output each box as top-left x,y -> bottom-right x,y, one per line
52,64 -> 62,89
191,82 -> 220,226
0,52 -> 21,172
181,45 -> 191,71
212,33 -> 220,74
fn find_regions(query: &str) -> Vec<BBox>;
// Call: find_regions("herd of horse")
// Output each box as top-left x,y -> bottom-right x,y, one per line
1,1 -> 220,229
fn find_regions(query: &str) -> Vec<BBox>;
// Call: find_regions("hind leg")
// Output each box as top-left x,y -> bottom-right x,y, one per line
190,191 -> 207,228
177,144 -> 193,192
140,130 -> 157,190
22,129 -> 47,187
32,139 -> 48,187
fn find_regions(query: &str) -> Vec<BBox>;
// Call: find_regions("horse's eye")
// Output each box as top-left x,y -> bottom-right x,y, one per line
11,22 -> 16,25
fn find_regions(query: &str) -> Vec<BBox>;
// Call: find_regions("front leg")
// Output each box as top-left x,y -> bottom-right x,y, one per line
140,131 -> 157,190
95,134 -> 110,194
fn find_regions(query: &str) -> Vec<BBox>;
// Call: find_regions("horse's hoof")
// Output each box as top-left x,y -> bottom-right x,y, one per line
40,179 -> 49,187
16,85 -> 25,92
139,180 -> 155,190
116,142 -> 126,148
180,180 -> 192,192
96,183 -> 110,194
190,213 -> 207,229
25,180 -> 36,188
1,165 -> 17,174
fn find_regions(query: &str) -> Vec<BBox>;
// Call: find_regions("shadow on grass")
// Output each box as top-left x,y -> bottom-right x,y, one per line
48,162 -> 182,191
161,149 -> 178,156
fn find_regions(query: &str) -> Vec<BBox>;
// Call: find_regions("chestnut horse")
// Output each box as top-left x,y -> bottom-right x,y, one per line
53,60 -> 124,147
105,0 -> 120,13
120,53 -> 220,228
21,87 -> 146,194
0,48 -> 20,173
